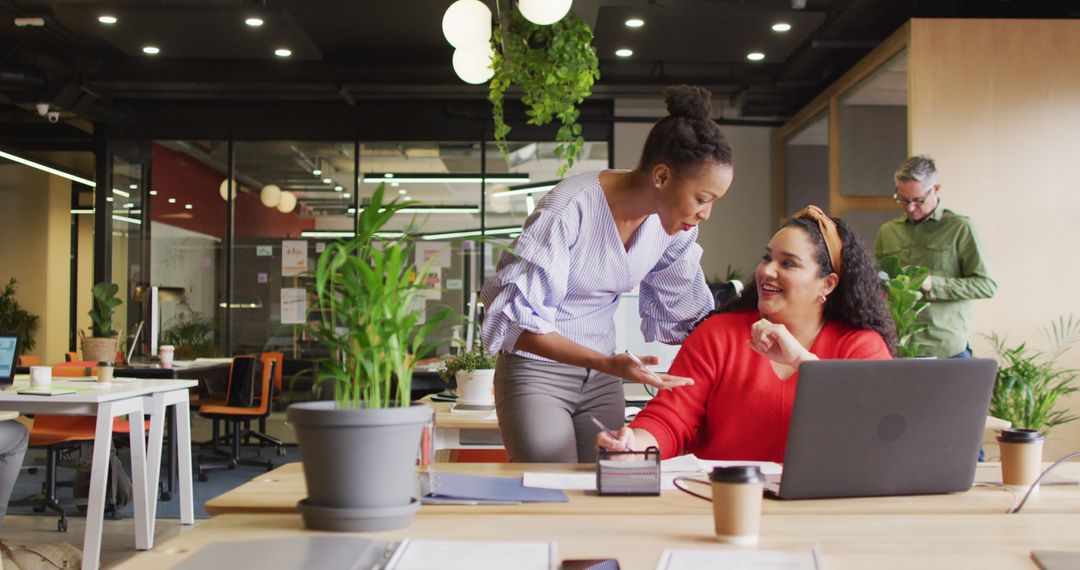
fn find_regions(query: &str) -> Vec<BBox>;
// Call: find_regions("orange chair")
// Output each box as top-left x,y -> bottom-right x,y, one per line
256,352 -> 284,436
196,356 -> 279,480
17,355 -> 40,366
64,352 -> 78,362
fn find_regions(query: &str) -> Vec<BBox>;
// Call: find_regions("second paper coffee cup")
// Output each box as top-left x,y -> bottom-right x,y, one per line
998,428 -> 1044,494
709,466 -> 764,545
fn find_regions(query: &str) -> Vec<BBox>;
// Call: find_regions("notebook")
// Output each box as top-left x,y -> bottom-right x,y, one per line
0,334 -> 18,386
18,387 -> 78,396
768,358 -> 996,500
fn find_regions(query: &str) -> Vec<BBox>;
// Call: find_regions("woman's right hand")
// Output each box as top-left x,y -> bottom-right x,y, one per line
606,353 -> 694,390
596,426 -> 637,453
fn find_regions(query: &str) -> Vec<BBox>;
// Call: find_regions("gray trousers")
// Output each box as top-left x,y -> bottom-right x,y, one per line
494,353 -> 625,463
0,421 -> 29,523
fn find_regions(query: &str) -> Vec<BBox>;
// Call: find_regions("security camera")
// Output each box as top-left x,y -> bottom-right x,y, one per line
47,111 -> 60,123
36,102 -> 49,116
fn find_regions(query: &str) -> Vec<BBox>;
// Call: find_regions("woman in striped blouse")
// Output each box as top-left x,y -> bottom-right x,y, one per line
480,85 -> 735,462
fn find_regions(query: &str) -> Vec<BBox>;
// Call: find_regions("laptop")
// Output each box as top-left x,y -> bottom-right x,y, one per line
0,334 -> 18,387
767,358 -> 997,500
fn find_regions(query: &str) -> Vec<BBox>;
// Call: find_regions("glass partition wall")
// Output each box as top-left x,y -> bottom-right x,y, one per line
98,136 -> 610,363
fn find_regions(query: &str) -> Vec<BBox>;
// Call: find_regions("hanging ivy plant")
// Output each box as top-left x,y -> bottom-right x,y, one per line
489,8 -> 600,176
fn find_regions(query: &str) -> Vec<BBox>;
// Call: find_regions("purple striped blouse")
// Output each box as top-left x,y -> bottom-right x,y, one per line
480,171 -> 714,361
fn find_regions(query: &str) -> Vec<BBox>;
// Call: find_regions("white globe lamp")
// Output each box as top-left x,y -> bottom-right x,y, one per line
452,44 -> 495,85
219,178 -> 236,201
518,0 -> 572,25
277,191 -> 297,214
442,0 -> 492,49
260,184 -> 282,208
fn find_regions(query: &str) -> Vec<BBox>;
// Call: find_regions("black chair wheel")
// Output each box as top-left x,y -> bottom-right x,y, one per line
58,519 -> 68,532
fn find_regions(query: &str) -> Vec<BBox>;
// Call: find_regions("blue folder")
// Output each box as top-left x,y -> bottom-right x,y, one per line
421,472 -> 569,505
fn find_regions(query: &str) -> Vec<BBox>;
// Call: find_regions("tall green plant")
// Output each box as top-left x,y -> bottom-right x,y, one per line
307,184 -> 450,409
489,8 -> 600,177
89,282 -> 122,338
879,256 -> 930,357
0,278 -> 39,356
985,315 -> 1080,433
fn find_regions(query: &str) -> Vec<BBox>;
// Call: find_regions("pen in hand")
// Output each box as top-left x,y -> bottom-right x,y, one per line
624,350 -> 664,385
591,415 -> 634,453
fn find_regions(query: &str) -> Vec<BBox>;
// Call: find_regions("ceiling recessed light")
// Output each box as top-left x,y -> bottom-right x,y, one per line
391,181 -> 400,187
398,189 -> 407,195
128,184 -> 137,189
106,197 -> 114,202
342,193 -> 351,199
98,15 -> 117,25
334,185 -> 343,191
123,203 -> 134,208
322,178 -> 333,184
615,48 -> 633,58
747,52 -> 765,61
149,190 -> 158,196
772,22 -> 792,32
184,204 -> 193,210
167,198 -> 176,204
312,169 -> 322,176
625,18 -> 644,28
275,48 -> 292,57
143,46 -> 160,55
245,17 -> 264,27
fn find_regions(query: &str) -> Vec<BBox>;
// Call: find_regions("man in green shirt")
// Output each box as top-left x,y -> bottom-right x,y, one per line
874,155 -> 997,358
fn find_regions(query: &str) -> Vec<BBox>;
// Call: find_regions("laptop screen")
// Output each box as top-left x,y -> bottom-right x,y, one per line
0,334 -> 18,381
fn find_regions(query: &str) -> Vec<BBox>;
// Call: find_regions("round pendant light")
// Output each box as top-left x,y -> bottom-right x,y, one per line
442,0 -> 492,49
219,179 -> 236,201
452,44 -> 495,84
277,191 -> 297,213
518,0 -> 572,26
260,184 -> 282,208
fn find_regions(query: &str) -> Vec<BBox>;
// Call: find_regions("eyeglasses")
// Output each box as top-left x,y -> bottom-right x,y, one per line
893,185 -> 936,206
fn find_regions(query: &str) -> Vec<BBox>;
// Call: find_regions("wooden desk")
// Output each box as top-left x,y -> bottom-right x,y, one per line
115,512 -> 1080,570
204,461 -> 1080,517
0,377 -> 197,570
422,397 -> 502,459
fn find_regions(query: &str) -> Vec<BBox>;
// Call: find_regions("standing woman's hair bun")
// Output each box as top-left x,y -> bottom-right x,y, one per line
664,85 -> 712,121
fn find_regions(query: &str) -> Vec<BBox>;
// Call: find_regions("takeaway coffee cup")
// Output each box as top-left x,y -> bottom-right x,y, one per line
710,466 -> 765,545
97,361 -> 114,384
29,366 -> 52,387
159,345 -> 175,369
998,428 -> 1044,494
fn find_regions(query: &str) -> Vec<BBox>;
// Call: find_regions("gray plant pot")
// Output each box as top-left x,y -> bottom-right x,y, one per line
287,400 -> 431,532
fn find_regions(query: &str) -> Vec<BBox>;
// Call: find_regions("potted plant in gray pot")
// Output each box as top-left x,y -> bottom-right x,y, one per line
82,282 -> 122,363
288,184 -> 450,532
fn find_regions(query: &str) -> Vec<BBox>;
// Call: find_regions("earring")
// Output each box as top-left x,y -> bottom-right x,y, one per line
820,294 -> 827,304
655,183 -> 662,189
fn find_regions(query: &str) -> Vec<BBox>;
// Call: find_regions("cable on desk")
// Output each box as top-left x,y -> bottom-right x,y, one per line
1008,451 -> 1080,514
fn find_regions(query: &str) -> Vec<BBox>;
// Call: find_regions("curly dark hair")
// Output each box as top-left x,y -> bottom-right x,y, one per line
704,213 -> 898,355
637,85 -> 734,175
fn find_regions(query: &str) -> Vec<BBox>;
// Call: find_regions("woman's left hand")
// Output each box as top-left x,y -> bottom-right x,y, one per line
746,318 -> 816,368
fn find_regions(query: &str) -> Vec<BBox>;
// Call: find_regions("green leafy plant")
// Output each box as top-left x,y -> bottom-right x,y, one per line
984,315 -> 1080,433
879,256 -> 930,357
437,348 -> 498,386
161,303 -> 218,359
89,282 -> 122,338
0,278 -> 39,356
489,7 -> 600,177
307,184 -> 451,409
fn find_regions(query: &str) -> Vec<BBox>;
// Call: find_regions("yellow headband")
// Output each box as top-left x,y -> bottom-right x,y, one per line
793,205 -> 843,276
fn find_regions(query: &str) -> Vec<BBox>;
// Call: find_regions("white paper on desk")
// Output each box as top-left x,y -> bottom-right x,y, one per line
663,454 -> 783,476
657,547 -> 822,570
388,539 -> 556,570
522,472 -> 685,491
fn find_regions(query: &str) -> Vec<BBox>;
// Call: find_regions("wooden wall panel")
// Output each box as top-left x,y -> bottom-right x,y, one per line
910,19 -> 1080,458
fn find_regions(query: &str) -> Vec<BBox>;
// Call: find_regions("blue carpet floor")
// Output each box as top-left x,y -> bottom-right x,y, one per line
9,444 -> 302,520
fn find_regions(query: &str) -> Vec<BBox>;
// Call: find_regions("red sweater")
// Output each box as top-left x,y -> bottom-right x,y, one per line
630,310 -> 891,462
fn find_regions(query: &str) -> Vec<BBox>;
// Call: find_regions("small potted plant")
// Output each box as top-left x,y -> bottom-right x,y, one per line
879,257 -> 930,357
287,183 -> 449,532
438,347 -> 497,409
82,282 -> 122,364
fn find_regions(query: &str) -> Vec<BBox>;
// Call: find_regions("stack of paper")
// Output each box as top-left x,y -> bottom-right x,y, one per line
523,454 -> 782,491
656,547 -> 822,570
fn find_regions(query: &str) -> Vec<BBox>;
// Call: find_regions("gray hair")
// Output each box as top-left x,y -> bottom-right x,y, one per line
895,155 -> 939,187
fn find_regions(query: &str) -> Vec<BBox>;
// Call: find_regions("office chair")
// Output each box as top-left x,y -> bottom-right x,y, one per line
254,351 -> 284,446
196,355 -> 278,480
17,355 -> 40,367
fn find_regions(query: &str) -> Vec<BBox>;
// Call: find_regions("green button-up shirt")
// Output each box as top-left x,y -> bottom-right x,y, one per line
874,205 -> 997,358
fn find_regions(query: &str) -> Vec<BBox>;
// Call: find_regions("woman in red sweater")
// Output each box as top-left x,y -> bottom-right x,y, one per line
598,206 -> 896,462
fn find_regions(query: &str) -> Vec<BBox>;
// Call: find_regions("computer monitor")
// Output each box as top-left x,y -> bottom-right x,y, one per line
0,334 -> 20,385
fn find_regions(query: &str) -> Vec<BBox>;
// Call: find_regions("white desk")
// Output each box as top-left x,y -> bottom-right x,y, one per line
0,377 -> 197,570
